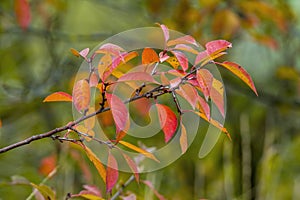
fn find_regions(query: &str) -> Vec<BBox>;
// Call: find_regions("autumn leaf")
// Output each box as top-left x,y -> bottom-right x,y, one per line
70,48 -> 80,57
216,61 -> 258,95
166,56 -> 180,69
106,93 -> 129,134
106,151 -> 118,193
197,95 -> 211,120
179,121 -> 188,154
89,72 -> 99,87
43,91 -> 72,102
192,111 -> 231,140
171,51 -> 189,71
121,152 -> 139,182
156,23 -> 169,43
118,141 -> 159,162
142,48 -> 159,64
73,79 -> 91,112
14,0 -> 31,30
167,35 -> 199,47
79,48 -> 90,58
96,43 -> 124,56
98,53 -> 113,81
39,154 -> 57,177
173,44 -> 199,54
102,51 -> 138,81
176,84 -> 198,109
117,72 -> 158,84
30,183 -> 56,200
156,104 -> 178,143
196,69 -> 213,100
84,107 -> 96,130
210,78 -> 225,117
205,40 -> 232,55
79,143 -> 106,183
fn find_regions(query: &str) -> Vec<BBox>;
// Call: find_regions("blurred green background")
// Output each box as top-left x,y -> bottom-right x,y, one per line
1,0 -> 300,199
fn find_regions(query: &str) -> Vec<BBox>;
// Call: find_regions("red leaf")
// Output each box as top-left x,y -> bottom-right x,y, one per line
171,51 -> 189,71
14,0 -> 31,30
121,152 -> 139,183
157,23 -> 169,43
106,93 -> 129,133
205,40 -> 232,55
196,69 -> 213,100
142,48 -> 159,64
106,152 -> 119,193
73,80 -> 91,112
118,72 -> 157,84
156,104 -> 178,143
43,91 -> 72,102
167,35 -> 199,47
216,61 -> 258,95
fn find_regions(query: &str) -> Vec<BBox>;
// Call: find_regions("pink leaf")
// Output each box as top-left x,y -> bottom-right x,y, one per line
195,51 -> 209,65
196,69 -> 213,100
106,93 -> 129,133
106,152 -> 118,193
179,121 -> 188,154
79,48 -> 90,58
97,43 -> 124,56
156,104 -> 178,143
157,23 -> 169,43
118,72 -> 158,84
14,0 -> 31,30
171,51 -> 189,71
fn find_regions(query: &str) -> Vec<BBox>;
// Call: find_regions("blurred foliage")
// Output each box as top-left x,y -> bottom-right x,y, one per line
0,0 -> 300,199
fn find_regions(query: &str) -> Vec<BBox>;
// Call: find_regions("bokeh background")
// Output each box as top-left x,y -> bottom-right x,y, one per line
1,0 -> 300,199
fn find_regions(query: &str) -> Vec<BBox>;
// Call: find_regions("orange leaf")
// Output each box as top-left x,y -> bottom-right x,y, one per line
142,48 -> 159,64
156,104 -> 178,143
39,154 -> 57,176
43,91 -> 72,102
210,78 -> 225,117
106,151 -> 118,193
179,122 -> 188,154
14,0 -> 31,30
216,61 -> 258,95
106,93 -> 129,133
79,143 -> 106,183
73,79 -> 91,112
70,48 -> 80,57
121,152 -> 139,183
118,141 -> 159,162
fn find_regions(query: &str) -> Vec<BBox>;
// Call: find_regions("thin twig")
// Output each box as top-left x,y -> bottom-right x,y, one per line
111,175 -> 135,200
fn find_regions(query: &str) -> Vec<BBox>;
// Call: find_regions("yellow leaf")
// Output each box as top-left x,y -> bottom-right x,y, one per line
80,194 -> 104,200
118,141 -> 159,162
79,144 -> 106,183
73,79 -> 91,112
166,56 -> 180,69
84,107 -> 96,130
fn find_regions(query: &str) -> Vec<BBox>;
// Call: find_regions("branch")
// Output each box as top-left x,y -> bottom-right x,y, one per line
111,175 -> 135,200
